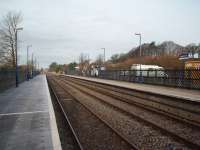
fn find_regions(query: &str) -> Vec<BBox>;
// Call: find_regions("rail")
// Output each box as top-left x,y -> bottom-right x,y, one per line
48,75 -> 138,149
47,77 -> 84,150
59,75 -> 200,149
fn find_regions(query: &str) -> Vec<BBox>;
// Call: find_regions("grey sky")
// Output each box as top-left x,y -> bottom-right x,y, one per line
0,0 -> 200,68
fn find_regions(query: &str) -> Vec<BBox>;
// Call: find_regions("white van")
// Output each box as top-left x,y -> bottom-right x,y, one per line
130,64 -> 167,77
91,67 -> 99,76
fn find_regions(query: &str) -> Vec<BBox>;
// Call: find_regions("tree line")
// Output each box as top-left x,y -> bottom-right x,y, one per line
49,53 -> 104,73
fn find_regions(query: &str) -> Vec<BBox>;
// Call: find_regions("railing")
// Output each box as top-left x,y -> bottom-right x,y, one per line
67,69 -> 200,89
0,69 -> 40,92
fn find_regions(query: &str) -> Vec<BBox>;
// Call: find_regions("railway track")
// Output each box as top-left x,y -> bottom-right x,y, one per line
47,78 -> 83,150
53,74 -> 200,149
65,75 -> 200,127
47,75 -> 136,150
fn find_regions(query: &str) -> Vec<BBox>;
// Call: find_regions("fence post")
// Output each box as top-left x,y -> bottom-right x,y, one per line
189,70 -> 192,89
147,70 -> 149,83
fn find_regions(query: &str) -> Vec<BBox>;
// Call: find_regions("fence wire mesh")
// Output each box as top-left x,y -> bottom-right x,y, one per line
0,69 -> 40,92
67,69 -> 200,89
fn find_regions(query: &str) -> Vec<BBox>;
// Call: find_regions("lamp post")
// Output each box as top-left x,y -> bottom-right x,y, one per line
35,57 -> 37,75
135,33 -> 142,82
38,63 -> 39,71
31,53 -> 34,78
26,45 -> 32,81
101,48 -> 106,64
15,27 -> 23,87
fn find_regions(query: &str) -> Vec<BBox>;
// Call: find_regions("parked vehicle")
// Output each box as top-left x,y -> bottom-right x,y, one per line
130,64 -> 167,77
90,66 -> 106,77
119,70 -> 130,76
185,60 -> 200,70
185,60 -> 200,80
91,67 -> 99,77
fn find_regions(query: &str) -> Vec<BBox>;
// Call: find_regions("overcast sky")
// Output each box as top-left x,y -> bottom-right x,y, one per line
0,0 -> 200,68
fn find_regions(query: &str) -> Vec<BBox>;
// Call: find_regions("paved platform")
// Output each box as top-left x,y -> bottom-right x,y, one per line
66,75 -> 200,102
0,75 -> 62,150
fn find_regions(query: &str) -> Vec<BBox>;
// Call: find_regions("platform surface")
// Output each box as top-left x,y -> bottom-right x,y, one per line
0,75 -> 61,150
67,75 -> 200,102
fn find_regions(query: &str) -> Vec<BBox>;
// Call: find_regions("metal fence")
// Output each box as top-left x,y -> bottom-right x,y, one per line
68,69 -> 200,89
0,69 -> 40,92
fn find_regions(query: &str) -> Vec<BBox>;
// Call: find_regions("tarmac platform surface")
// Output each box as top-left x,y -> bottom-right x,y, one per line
0,75 -> 61,150
67,75 -> 200,102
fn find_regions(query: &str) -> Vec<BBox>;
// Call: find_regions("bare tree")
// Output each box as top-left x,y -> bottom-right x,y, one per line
79,53 -> 90,75
95,54 -> 104,67
0,11 -> 22,67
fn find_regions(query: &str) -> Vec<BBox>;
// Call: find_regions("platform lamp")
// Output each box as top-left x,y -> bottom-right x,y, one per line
135,33 -> 142,82
26,45 -> 32,81
101,48 -> 106,66
15,27 -> 23,87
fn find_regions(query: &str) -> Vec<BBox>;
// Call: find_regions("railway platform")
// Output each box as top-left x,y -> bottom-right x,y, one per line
0,75 -> 62,150
66,75 -> 200,102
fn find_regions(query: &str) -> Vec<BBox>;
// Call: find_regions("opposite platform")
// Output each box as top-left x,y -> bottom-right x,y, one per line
66,75 -> 200,102
0,75 -> 62,150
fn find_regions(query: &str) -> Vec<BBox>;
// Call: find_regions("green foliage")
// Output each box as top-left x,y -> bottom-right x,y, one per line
110,53 -> 126,63
110,54 -> 119,63
68,62 -> 77,71
49,62 -> 62,73
49,62 -> 77,73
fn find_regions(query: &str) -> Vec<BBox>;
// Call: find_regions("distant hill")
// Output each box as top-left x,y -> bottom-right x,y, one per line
128,41 -> 183,57
107,41 -> 200,69
110,41 -> 200,63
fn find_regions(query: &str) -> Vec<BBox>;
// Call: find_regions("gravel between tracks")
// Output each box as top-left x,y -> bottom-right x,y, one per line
49,84 -> 80,150
60,78 -> 193,150
66,77 -> 200,147
49,78 -> 134,150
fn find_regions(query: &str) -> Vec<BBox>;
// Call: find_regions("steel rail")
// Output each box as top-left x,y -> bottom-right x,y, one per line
49,76 -> 138,150
64,75 -> 200,127
47,77 -> 84,150
58,76 -> 200,149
